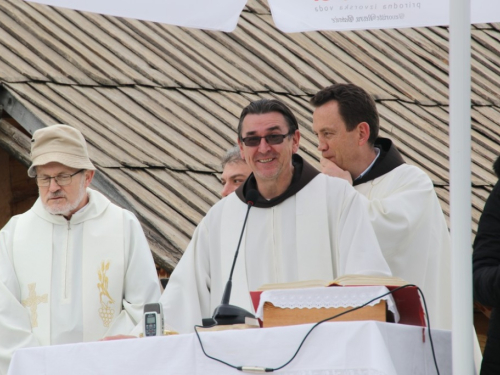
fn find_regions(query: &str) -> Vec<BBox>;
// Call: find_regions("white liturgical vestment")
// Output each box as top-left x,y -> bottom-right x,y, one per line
160,162 -> 391,334
355,163 -> 452,330
351,138 -> 452,331
0,189 -> 160,375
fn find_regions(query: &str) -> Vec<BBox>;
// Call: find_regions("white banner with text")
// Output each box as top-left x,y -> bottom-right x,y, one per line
25,0 -> 500,32
268,0 -> 500,32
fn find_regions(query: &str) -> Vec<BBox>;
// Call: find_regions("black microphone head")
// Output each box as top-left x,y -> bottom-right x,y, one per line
245,189 -> 259,206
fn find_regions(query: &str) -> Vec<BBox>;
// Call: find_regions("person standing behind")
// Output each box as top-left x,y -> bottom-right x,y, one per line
0,124 -> 160,374
310,83 -> 451,331
473,156 -> 500,375
220,145 -> 251,197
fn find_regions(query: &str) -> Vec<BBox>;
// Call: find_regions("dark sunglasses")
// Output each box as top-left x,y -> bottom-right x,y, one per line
241,132 -> 294,147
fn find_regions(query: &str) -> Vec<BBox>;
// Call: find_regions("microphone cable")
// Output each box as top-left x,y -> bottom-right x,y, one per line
194,284 -> 440,374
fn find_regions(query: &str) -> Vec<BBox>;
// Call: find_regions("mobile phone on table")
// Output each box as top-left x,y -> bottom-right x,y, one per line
143,303 -> 163,337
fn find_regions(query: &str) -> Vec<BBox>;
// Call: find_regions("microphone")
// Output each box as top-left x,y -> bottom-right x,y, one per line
202,189 -> 259,327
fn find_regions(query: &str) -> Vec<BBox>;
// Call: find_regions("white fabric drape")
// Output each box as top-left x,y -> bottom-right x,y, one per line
255,286 -> 399,322
7,321 -> 452,375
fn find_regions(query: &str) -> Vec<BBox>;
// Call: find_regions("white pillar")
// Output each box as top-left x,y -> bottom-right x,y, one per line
449,0 -> 474,374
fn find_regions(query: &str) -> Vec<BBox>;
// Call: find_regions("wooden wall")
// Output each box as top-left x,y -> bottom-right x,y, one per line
0,151 -> 12,228
0,148 -> 37,228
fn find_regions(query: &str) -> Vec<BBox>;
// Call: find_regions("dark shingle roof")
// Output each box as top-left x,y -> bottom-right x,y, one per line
0,0 -> 498,271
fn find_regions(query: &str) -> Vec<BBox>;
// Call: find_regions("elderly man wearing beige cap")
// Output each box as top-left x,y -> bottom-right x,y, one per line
0,124 -> 160,374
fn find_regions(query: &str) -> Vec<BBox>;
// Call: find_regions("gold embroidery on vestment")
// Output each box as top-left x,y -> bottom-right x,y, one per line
97,261 -> 115,327
21,283 -> 48,328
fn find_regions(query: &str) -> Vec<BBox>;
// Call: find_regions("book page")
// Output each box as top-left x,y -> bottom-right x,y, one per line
329,274 -> 409,287
258,275 -> 409,291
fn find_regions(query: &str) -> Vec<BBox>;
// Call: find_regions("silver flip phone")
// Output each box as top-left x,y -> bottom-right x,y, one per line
143,303 -> 164,337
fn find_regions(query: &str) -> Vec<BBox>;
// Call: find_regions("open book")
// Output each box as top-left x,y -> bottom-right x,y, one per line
257,274 -> 410,291
251,274 -> 425,327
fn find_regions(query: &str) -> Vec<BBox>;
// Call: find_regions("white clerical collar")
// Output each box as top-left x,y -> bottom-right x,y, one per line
355,147 -> 381,181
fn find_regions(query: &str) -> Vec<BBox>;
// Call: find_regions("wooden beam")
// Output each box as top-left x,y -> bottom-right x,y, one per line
0,118 -> 31,166
0,87 -> 46,135
0,150 -> 13,228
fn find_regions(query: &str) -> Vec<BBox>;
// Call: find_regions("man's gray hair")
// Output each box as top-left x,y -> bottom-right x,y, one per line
221,145 -> 244,169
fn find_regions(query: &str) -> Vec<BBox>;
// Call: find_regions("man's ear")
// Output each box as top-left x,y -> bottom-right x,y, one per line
357,122 -> 371,147
291,129 -> 301,154
85,170 -> 95,187
237,139 -> 245,160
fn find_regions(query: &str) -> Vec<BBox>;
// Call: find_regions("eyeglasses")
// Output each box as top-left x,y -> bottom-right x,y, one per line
35,169 -> 84,187
240,132 -> 294,147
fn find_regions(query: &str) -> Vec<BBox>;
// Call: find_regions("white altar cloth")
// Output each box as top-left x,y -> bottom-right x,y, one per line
7,321 -> 451,375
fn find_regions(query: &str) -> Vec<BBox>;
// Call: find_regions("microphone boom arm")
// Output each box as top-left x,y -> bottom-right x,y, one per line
203,189 -> 258,327
221,201 -> 253,305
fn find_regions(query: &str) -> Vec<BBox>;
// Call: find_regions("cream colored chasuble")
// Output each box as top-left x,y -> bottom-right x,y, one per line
216,176 -> 381,314
12,191 -> 124,345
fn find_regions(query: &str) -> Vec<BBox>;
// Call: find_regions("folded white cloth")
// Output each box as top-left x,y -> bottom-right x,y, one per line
256,286 -> 399,322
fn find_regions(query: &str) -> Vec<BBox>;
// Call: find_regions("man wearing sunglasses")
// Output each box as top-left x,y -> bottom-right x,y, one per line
160,99 -> 391,334
0,125 -> 160,374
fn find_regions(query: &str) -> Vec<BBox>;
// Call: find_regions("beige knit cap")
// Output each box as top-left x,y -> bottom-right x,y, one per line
28,124 -> 96,177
